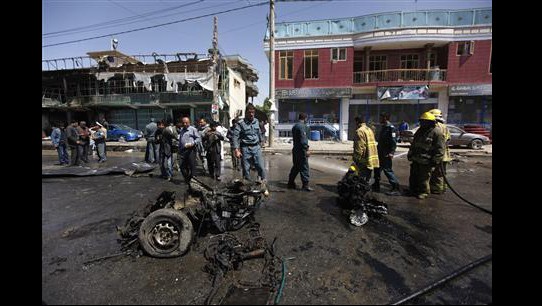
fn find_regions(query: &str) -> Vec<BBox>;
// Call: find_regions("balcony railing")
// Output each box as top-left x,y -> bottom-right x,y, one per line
353,69 -> 447,84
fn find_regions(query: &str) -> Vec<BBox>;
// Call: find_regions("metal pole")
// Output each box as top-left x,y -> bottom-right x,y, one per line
268,0 -> 276,147
212,16 -> 219,122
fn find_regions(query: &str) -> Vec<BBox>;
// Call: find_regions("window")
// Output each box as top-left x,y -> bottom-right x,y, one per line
304,50 -> 319,79
369,55 -> 387,71
429,53 -> 438,68
457,41 -> 475,56
400,54 -> 419,79
279,51 -> 293,80
331,48 -> 347,61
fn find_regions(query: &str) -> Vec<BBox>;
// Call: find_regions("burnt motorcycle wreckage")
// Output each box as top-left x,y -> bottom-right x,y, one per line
117,176 -> 266,258
337,164 -> 389,226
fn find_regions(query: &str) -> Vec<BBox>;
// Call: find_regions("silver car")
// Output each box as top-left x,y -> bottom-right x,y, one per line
400,124 -> 491,149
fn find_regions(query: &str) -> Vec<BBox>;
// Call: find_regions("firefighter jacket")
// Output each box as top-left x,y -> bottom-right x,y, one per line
436,122 -> 452,162
353,123 -> 380,170
407,125 -> 446,165
377,121 -> 397,156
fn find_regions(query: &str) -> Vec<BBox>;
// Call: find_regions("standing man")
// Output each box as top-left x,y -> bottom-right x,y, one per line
226,118 -> 240,171
352,116 -> 380,183
203,121 -> 225,181
428,109 -> 452,194
407,112 -> 446,199
373,113 -> 401,195
233,104 -> 266,182
196,117 -> 210,172
159,120 -> 179,181
91,122 -> 108,163
51,121 -> 69,165
66,120 -> 82,166
178,116 -> 202,183
77,121 -> 90,163
144,118 -> 159,163
287,113 -> 313,191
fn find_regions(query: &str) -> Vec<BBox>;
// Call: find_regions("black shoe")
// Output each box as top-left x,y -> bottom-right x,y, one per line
302,185 -> 314,192
287,182 -> 297,189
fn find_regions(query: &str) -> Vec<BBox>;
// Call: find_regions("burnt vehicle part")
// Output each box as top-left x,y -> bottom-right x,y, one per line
202,223 -> 283,305
337,165 -> 388,226
117,177 -> 266,258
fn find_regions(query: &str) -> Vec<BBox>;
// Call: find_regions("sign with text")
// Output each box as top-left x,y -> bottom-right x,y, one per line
377,85 -> 429,100
275,87 -> 352,98
449,84 -> 492,96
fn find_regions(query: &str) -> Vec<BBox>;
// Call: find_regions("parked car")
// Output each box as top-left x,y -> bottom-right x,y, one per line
399,124 -> 490,149
106,124 -> 144,142
308,124 -> 340,141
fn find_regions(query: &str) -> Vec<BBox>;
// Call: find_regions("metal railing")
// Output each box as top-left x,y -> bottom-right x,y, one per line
353,69 -> 447,83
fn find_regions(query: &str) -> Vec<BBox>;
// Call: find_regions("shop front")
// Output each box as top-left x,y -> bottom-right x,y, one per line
447,84 -> 492,130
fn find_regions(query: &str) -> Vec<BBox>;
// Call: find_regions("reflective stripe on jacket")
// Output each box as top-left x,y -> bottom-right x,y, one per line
353,123 -> 380,169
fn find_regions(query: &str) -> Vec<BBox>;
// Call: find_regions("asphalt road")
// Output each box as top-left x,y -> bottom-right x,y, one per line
42,150 -> 492,304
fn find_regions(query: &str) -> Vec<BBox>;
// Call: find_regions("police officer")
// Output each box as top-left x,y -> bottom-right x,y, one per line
373,112 -> 401,195
428,109 -> 452,194
233,104 -> 266,182
407,112 -> 446,199
287,113 -> 313,191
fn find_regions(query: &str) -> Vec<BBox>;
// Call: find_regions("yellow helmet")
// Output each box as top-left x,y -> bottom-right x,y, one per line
428,109 -> 442,116
419,112 -> 436,121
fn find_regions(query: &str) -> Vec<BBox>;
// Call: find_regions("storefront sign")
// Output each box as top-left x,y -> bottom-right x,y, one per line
377,86 -> 429,100
275,87 -> 351,98
449,84 -> 492,96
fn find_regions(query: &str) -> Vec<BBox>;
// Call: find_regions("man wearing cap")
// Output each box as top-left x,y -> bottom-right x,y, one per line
407,112 -> 446,199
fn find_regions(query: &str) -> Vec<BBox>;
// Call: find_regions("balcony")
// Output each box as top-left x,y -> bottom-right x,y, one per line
72,91 -> 213,108
353,69 -> 446,84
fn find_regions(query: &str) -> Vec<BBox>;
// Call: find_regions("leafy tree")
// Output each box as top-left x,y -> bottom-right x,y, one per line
255,97 -> 272,116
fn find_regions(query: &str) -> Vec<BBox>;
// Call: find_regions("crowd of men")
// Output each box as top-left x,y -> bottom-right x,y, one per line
49,105 -> 452,204
50,119 -> 109,166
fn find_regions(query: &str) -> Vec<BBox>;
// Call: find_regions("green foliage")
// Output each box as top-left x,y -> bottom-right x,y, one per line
255,97 -> 273,116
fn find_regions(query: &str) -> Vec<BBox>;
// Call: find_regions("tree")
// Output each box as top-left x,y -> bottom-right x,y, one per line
255,97 -> 272,116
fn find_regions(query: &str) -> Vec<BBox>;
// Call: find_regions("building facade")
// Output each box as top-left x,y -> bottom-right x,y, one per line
264,8 -> 492,140
42,50 -> 258,134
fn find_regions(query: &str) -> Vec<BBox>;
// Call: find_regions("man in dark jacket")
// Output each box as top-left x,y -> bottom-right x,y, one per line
203,121 -> 225,180
144,118 -> 159,163
373,113 -> 401,195
66,120 -> 82,166
287,113 -> 313,191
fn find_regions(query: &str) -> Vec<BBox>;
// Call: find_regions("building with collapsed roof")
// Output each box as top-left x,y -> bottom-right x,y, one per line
42,49 -> 259,134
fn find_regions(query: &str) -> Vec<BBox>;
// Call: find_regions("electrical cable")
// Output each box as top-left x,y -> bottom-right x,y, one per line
43,2 -> 267,48
390,253 -> 492,305
274,257 -> 287,305
441,163 -> 492,215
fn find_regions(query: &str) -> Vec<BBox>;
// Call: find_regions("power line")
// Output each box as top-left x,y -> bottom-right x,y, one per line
43,2 -> 267,48
43,0 -> 205,37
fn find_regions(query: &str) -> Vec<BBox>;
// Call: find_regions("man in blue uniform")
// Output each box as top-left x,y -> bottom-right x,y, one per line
373,112 -> 401,195
287,113 -> 313,191
233,104 -> 266,182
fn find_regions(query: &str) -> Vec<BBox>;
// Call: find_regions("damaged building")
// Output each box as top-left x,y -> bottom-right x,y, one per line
42,49 -> 259,134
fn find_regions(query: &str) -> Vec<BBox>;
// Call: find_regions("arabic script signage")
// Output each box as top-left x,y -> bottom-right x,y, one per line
449,84 -> 492,96
275,87 -> 352,98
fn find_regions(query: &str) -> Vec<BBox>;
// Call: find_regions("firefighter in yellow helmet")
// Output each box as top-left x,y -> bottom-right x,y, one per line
352,116 -> 379,183
406,112 -> 446,199
428,109 -> 452,194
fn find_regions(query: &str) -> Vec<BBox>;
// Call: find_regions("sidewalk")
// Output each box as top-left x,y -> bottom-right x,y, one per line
42,138 -> 492,156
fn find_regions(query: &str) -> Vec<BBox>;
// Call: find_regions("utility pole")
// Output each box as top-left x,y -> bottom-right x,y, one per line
268,0 -> 277,147
212,16 -> 219,122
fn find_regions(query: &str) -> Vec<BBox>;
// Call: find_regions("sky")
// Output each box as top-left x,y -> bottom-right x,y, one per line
42,0 -> 492,105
